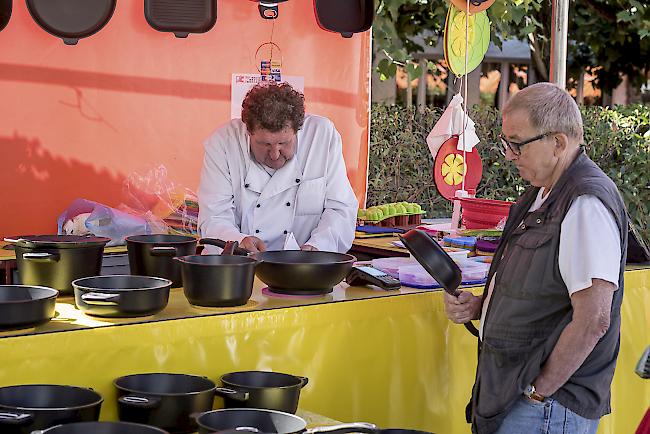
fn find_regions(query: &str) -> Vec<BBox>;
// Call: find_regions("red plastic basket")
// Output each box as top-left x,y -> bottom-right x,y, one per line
460,197 -> 513,229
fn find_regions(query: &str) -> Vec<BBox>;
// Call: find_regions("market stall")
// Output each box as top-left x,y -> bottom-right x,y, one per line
1,271 -> 648,434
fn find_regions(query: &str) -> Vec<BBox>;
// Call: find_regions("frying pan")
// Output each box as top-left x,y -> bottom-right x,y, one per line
313,0 -> 374,38
0,285 -> 58,329
26,0 -> 116,45
0,0 -> 11,32
199,239 -> 356,295
195,408 -> 376,434
145,0 -> 217,38
399,229 -> 480,336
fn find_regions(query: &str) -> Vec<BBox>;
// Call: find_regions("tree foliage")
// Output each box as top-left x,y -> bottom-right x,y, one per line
374,0 -> 650,93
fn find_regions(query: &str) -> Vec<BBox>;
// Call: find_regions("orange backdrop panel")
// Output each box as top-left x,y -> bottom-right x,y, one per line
0,0 -> 370,236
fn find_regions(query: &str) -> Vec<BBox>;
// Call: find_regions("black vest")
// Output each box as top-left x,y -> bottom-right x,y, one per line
470,151 -> 628,434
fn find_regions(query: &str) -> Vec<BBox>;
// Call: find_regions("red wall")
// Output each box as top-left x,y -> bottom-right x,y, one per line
0,0 -> 370,236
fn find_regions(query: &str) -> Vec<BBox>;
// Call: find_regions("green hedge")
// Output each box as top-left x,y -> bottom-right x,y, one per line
368,104 -> 650,245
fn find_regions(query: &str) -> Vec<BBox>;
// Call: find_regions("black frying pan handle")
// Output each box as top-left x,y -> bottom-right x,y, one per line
199,238 -> 250,256
464,322 -> 480,337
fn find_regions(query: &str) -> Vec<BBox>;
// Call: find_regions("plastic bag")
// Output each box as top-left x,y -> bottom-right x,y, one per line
121,165 -> 198,237
57,198 -> 163,246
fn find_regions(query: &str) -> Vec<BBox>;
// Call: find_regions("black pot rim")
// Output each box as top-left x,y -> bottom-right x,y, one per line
0,384 -> 103,411
0,285 -> 59,304
252,251 -> 357,266
6,235 -> 110,248
114,373 -> 217,396
72,275 -> 172,292
220,371 -> 305,389
125,234 -> 197,244
40,421 -> 169,433
196,408 -> 306,431
176,255 -> 258,267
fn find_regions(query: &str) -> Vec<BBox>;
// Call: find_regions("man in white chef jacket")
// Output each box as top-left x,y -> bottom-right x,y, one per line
198,82 -> 358,253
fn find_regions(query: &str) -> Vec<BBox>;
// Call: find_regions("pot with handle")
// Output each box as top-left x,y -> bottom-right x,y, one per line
31,421 -> 169,434
114,373 -> 217,434
72,275 -> 172,317
0,285 -> 58,329
199,238 -> 356,295
176,240 -> 257,307
5,235 -> 110,294
0,384 -> 102,434
195,408 -> 377,434
126,235 -> 198,288
399,229 -> 479,336
215,371 -> 308,414
26,0 -> 116,45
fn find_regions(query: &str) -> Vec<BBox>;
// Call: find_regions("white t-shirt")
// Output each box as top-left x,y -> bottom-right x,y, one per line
478,189 -> 621,340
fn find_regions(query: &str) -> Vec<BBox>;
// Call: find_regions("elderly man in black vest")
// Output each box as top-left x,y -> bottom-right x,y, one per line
444,83 -> 628,434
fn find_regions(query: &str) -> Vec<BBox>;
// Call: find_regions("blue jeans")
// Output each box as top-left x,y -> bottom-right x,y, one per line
495,397 -> 600,434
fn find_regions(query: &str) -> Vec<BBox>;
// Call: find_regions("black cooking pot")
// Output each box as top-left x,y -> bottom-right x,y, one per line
215,371 -> 308,414
72,275 -> 172,317
32,421 -> 169,434
0,285 -> 58,329
126,235 -> 198,288
6,235 -> 110,294
175,254 -> 256,307
0,384 -> 102,434
195,409 -> 377,434
199,239 -> 356,295
115,373 -> 217,434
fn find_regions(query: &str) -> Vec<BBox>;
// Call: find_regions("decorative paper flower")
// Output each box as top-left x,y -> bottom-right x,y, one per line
441,153 -> 466,185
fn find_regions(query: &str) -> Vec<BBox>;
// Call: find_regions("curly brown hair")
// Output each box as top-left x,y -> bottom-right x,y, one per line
241,82 -> 305,133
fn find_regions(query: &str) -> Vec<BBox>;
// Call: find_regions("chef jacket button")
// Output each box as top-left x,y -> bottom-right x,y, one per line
521,224 -> 527,230
244,183 -> 250,188
286,202 -> 291,207
295,178 -> 300,183
255,229 -> 260,234
536,218 -> 542,224
283,230 -> 288,234
256,204 -> 260,208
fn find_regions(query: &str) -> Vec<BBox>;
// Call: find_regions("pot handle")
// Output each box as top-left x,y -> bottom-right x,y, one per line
22,252 -> 60,262
81,292 -> 121,306
305,423 -> 377,434
118,395 -> 162,409
0,412 -> 34,426
199,238 -> 250,256
298,376 -> 309,388
214,387 -> 250,402
3,237 -> 23,244
151,246 -> 178,257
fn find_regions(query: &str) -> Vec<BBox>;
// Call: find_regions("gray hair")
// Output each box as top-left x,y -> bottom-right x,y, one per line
503,82 -> 584,144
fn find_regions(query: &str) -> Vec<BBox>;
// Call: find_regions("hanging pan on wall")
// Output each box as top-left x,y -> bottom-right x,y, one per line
0,0 -> 11,32
26,0 -> 116,45
313,0 -> 374,38
251,0 -> 288,20
145,0 -> 217,38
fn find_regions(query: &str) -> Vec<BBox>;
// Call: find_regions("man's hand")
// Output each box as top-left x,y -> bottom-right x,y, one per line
443,290 -> 483,324
240,236 -> 267,253
301,244 -> 318,251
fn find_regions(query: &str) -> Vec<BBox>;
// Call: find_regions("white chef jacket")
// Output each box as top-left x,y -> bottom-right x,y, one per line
198,114 -> 358,253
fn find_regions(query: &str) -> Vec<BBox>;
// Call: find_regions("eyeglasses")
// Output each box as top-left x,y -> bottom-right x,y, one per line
499,132 -> 557,156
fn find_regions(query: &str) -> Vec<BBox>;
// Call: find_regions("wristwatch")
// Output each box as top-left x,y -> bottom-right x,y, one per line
524,384 -> 546,402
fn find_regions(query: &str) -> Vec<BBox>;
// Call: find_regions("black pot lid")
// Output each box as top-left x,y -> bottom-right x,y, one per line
4,235 -> 111,248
